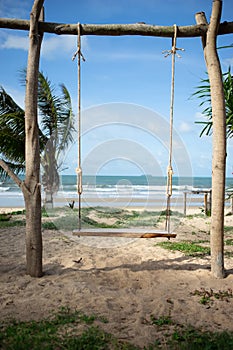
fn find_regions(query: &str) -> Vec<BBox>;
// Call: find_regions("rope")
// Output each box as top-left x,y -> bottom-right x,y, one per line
72,23 -> 85,230
163,24 -> 184,233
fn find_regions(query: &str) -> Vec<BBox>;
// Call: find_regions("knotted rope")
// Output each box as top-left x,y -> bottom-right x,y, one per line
163,24 -> 184,233
72,23 -> 85,230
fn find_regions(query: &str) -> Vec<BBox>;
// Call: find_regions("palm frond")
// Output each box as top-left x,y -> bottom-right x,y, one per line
194,68 -> 233,138
0,87 -> 25,165
56,84 -> 75,158
217,43 -> 233,50
38,72 -> 60,136
0,73 -> 75,197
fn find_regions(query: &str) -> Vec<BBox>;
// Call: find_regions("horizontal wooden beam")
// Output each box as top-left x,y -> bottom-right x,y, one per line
73,228 -> 176,238
0,17 -> 233,37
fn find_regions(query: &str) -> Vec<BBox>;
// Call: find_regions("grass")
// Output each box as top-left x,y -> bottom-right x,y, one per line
40,207 -> 174,231
191,288 -> 233,305
0,213 -> 11,222
1,308 -> 233,350
169,328 -> 233,350
0,307 -> 132,350
0,219 -> 26,228
150,315 -> 173,326
224,226 -> 233,233
1,207 -> 233,260
156,241 -> 211,257
225,238 -> 233,246
0,210 -> 26,227
184,213 -> 204,220
0,206 -> 201,232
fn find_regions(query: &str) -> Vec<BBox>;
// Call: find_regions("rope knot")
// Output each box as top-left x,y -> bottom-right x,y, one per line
76,167 -> 83,194
162,24 -> 184,58
72,23 -> 86,62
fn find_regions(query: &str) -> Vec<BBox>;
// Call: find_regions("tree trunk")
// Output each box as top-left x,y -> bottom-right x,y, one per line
0,17 -> 233,37
196,0 -> 226,278
23,0 -> 44,277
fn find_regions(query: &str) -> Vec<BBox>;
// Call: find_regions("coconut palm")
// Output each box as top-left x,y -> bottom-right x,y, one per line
0,87 -> 25,175
0,72 -> 75,207
194,68 -> 233,138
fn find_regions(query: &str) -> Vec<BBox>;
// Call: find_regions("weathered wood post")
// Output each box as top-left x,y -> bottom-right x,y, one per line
183,191 -> 187,216
22,0 -> 44,277
196,0 -> 226,278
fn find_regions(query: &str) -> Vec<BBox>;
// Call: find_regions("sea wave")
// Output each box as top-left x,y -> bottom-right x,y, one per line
1,175 -> 232,209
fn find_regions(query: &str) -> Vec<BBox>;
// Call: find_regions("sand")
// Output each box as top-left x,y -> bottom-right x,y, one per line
0,209 -> 233,347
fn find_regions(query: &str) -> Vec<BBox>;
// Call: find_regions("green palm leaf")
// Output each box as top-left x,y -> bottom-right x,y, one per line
0,87 -> 25,175
194,68 -> 233,138
0,72 -> 75,206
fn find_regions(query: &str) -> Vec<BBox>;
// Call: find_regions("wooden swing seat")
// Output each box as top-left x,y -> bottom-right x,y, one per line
73,228 -> 176,239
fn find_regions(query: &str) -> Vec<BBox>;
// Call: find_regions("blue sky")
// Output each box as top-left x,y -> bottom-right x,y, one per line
0,0 -> 233,178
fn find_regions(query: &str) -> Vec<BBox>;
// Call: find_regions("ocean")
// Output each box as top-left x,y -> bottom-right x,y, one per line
0,175 -> 233,210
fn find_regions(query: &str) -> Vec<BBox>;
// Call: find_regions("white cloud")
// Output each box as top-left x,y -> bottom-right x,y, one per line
194,111 -> 208,122
222,58 -> 233,68
101,51 -> 164,62
0,32 -> 89,60
41,35 -> 76,59
178,121 -> 193,133
41,34 -> 89,60
0,0 -> 31,19
0,34 -> 29,50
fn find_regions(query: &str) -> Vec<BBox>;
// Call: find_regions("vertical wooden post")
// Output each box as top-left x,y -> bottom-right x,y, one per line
183,191 -> 187,216
196,1 -> 226,278
204,193 -> 208,215
23,0 -> 44,277
207,190 -> 212,214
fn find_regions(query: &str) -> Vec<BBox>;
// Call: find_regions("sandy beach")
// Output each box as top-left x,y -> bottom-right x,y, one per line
0,207 -> 233,348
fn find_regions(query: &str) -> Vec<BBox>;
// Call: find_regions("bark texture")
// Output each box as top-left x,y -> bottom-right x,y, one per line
196,1 -> 226,278
23,0 -> 44,277
0,17 -> 233,37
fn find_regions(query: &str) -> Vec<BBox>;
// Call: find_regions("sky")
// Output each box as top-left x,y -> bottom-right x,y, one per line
0,0 -> 233,178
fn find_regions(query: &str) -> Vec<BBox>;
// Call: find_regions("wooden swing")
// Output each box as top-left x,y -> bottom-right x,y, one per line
73,24 -> 181,239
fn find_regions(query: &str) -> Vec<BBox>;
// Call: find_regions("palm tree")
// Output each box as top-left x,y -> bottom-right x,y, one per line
37,73 -> 75,208
0,72 -> 75,208
194,68 -> 233,137
0,87 -> 25,175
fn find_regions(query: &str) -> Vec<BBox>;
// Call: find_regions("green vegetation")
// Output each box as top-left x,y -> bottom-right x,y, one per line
0,206 -> 193,230
10,210 -> 26,215
169,327 -> 233,350
150,315 -> 173,326
1,207 -> 232,260
194,68 -> 233,138
0,219 -> 25,228
0,307 -> 138,350
1,307 -> 233,350
0,307 -> 113,350
38,207 -> 187,231
224,226 -> 233,233
0,72 -> 75,208
225,251 -> 233,258
185,213 -> 204,220
225,238 -> 233,246
156,241 -> 210,257
0,213 -> 11,222
191,288 -> 233,305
